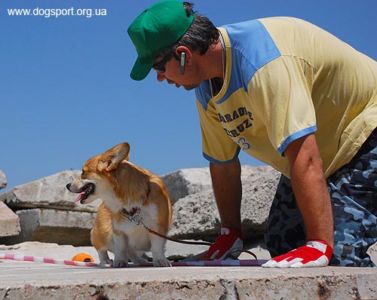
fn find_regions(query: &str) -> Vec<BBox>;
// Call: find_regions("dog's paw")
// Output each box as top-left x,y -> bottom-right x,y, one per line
97,251 -> 113,266
99,258 -> 113,267
131,257 -> 150,266
153,257 -> 171,267
112,259 -> 128,268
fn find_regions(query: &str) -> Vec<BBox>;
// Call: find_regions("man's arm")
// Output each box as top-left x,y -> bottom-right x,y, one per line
209,158 -> 242,231
203,158 -> 243,260
284,134 -> 334,246
263,133 -> 334,267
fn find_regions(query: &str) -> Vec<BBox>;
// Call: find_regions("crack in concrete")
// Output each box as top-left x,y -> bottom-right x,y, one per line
175,282 -> 192,290
219,279 -> 240,300
1,288 -> 9,300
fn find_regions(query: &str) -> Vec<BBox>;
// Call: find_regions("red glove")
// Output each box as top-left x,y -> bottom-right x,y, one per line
262,240 -> 333,268
204,227 -> 243,260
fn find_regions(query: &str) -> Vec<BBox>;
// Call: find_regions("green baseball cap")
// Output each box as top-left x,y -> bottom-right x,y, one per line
127,0 -> 194,81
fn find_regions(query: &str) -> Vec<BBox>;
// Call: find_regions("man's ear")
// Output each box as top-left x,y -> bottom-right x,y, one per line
175,45 -> 191,65
97,143 -> 130,172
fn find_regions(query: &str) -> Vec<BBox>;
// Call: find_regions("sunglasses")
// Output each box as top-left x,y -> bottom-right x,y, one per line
152,52 -> 174,72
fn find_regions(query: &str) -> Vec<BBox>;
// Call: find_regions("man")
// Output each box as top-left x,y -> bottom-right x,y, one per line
127,1 -> 377,267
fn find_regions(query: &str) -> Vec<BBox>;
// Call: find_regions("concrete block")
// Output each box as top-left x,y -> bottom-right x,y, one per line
0,170 -> 100,213
170,166 -> 280,241
162,165 -> 279,204
368,242 -> 377,266
0,208 -> 95,246
0,170 -> 6,189
0,202 -> 20,237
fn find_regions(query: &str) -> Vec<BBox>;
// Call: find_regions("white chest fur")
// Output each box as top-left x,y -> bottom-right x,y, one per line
112,202 -> 159,251
101,192 -> 123,213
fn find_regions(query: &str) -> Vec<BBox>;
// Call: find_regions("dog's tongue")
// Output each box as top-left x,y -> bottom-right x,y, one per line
75,192 -> 85,203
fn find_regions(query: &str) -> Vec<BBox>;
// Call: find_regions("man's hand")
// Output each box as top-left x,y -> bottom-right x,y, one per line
262,240 -> 333,268
204,227 -> 243,260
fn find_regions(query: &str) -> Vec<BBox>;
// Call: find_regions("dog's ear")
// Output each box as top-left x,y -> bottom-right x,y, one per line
97,143 -> 130,172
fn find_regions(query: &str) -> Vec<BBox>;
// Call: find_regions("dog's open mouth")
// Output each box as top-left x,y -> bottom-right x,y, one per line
75,183 -> 95,204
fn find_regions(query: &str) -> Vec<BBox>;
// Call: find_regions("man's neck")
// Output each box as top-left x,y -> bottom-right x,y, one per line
199,38 -> 225,81
206,34 -> 226,97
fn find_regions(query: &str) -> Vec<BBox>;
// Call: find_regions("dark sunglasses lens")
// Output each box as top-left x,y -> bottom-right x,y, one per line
153,54 -> 171,72
153,60 -> 165,72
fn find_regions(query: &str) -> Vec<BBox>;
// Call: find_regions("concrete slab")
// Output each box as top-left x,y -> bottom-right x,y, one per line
0,259 -> 376,300
0,242 -> 376,299
0,202 -> 20,237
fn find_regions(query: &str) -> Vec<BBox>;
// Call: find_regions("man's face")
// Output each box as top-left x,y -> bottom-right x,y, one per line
153,50 -> 202,91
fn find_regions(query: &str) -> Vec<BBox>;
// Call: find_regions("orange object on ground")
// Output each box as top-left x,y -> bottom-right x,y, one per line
71,252 -> 94,263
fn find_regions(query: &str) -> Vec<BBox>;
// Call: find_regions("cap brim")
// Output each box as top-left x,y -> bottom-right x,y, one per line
130,56 -> 154,81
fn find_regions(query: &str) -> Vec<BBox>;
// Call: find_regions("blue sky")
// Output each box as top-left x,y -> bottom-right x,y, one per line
1,0 -> 376,189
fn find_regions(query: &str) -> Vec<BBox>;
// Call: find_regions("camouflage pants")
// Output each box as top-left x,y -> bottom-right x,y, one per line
265,129 -> 377,267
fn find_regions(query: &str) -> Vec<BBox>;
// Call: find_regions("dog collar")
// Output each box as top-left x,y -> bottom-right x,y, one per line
122,207 -> 139,216
121,207 -> 142,225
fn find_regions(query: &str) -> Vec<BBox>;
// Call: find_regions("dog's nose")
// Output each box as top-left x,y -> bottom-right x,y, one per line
66,183 -> 71,191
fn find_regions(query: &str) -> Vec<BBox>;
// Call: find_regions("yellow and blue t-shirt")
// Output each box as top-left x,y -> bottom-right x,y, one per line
195,17 -> 377,178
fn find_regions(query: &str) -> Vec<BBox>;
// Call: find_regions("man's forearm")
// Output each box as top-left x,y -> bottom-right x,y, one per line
209,159 -> 242,230
285,135 -> 334,247
290,161 -> 334,246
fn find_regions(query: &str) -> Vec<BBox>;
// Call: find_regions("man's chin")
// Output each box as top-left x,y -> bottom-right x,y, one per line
183,85 -> 197,91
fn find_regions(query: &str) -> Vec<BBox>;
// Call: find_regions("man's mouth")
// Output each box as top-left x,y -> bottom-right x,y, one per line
75,183 -> 95,204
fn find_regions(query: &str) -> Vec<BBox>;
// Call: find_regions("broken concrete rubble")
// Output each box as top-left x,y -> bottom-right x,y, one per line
0,170 -> 100,213
0,170 -> 6,189
0,202 -> 20,237
1,209 -> 94,246
0,166 -> 280,246
169,166 -> 280,241
0,166 -> 376,266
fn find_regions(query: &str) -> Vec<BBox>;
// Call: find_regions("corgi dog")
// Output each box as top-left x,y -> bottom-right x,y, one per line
66,143 -> 172,267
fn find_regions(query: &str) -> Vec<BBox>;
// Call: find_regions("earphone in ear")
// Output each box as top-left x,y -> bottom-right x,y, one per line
180,52 -> 186,74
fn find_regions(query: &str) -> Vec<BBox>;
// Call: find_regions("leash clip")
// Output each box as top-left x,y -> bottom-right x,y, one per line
129,212 -> 142,225
122,207 -> 142,225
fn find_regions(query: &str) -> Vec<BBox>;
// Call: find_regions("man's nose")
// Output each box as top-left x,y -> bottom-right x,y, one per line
157,72 -> 166,82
